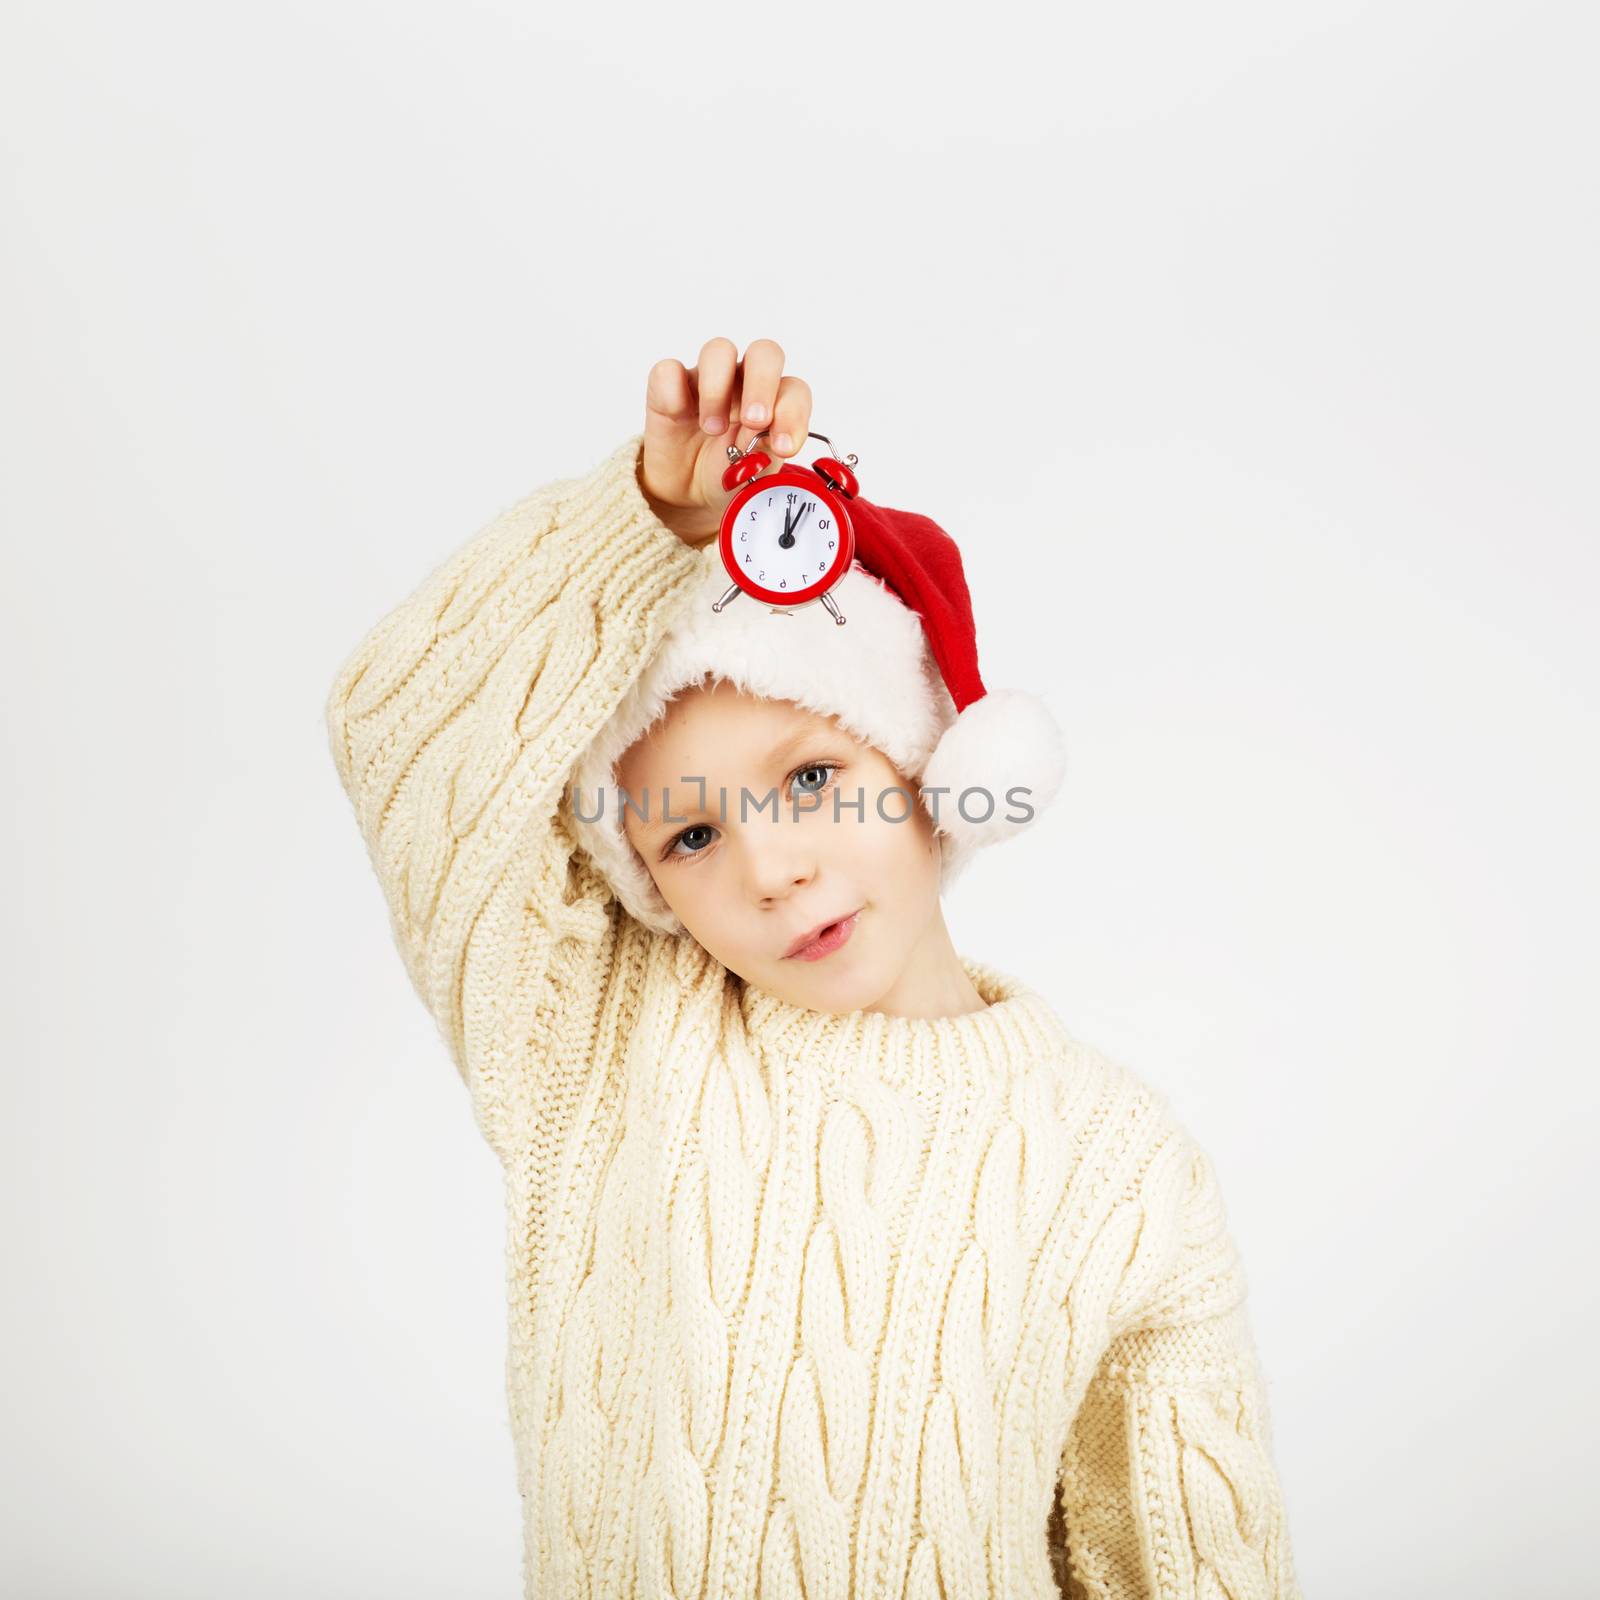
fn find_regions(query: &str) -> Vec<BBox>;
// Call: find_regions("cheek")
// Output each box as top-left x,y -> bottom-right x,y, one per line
650,858 -> 731,936
848,787 -> 937,870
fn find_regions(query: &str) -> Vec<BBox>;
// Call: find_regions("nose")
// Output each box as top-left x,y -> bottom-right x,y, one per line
743,828 -> 818,906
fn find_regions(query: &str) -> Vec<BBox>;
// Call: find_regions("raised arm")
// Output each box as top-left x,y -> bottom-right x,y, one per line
324,430 -> 706,1156
1054,1140 -> 1302,1599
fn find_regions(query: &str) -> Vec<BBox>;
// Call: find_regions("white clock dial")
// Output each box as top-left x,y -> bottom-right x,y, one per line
732,484 -> 841,595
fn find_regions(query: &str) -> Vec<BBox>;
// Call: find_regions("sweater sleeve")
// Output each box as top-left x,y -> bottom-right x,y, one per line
324,431 -> 706,1157
1053,1142 -> 1302,1600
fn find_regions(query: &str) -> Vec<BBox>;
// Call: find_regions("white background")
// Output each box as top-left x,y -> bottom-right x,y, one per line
4,2 -> 1596,1595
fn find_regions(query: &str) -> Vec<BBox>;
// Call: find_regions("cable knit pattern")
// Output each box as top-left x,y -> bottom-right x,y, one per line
326,432 -> 1301,1599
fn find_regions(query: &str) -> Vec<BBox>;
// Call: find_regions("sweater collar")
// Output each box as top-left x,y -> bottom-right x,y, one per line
736,956 -> 1073,1094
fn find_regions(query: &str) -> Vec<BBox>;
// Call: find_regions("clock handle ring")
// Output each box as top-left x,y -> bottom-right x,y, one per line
727,431 -> 859,472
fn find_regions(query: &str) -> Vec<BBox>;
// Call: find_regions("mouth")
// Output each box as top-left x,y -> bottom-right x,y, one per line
783,907 -> 864,962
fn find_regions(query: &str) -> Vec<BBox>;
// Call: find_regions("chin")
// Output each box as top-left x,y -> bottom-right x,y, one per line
775,970 -> 874,1017
794,943 -> 895,1011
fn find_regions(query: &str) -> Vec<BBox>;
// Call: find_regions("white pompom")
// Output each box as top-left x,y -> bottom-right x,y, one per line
919,688 -> 1068,853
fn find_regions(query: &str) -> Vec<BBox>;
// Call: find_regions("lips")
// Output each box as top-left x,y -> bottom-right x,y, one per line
783,908 -> 863,960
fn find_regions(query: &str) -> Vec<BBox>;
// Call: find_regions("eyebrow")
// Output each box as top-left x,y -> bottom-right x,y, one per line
632,727 -> 834,836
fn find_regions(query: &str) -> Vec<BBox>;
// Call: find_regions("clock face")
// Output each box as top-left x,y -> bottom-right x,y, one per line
725,479 -> 849,601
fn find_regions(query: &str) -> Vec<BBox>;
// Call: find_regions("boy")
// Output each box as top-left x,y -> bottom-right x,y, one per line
326,337 -> 1301,1598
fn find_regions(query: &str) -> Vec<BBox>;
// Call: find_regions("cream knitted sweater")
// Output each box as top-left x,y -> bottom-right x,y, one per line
326,432 -> 1301,1600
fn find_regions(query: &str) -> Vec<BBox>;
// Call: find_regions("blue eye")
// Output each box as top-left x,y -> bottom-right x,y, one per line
791,762 -> 842,798
664,823 -> 717,861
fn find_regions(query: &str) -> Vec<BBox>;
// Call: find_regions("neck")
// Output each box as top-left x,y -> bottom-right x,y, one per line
737,954 -> 1070,1096
866,900 -> 989,1021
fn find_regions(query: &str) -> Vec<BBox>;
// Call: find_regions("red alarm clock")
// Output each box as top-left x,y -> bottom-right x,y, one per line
713,431 -> 861,626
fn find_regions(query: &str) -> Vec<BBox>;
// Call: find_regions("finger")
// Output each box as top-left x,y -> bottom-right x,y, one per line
731,337 -> 787,452
692,336 -> 739,436
644,358 -> 697,433
767,373 -> 813,458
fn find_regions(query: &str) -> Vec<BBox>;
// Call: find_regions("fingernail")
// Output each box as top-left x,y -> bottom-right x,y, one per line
775,432 -> 793,453
703,416 -> 723,433
745,402 -> 767,424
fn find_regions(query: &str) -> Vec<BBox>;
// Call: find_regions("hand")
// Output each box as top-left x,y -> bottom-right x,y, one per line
639,336 -> 814,547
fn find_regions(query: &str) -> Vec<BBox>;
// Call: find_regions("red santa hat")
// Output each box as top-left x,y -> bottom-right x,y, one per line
566,436 -> 1068,937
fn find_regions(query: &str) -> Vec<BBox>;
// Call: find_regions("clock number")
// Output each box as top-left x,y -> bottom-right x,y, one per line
780,577 -> 786,588
828,539 -> 835,549
819,518 -> 830,530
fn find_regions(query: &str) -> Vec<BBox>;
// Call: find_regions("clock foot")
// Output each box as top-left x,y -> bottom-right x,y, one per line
820,592 -> 847,627
712,583 -> 742,613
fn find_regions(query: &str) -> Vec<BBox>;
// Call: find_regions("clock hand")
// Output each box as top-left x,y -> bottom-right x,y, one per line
780,501 -> 796,549
782,503 -> 811,549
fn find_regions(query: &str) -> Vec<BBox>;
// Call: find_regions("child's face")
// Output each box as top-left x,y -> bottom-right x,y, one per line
618,677 -> 944,1011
